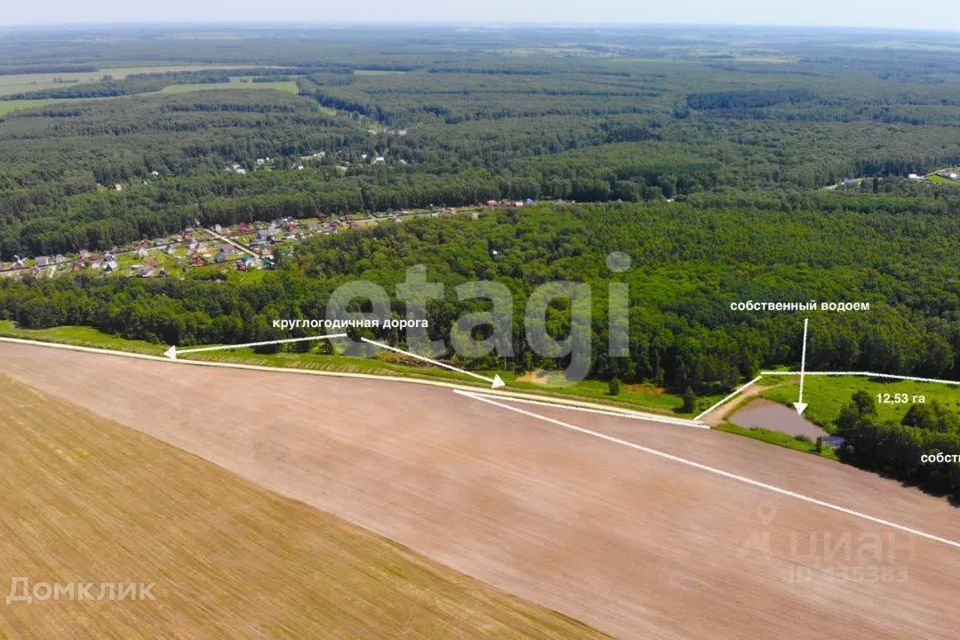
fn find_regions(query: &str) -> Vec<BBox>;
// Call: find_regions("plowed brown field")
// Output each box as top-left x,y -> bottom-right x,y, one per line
2,341 -> 958,639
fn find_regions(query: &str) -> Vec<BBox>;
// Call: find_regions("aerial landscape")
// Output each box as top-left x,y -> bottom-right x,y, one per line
1,3 -> 960,639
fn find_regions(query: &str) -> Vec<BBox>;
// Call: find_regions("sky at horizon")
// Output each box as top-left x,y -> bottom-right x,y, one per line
2,1 -> 959,33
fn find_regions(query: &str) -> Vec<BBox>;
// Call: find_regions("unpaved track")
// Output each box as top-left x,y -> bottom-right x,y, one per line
2,342 -> 959,640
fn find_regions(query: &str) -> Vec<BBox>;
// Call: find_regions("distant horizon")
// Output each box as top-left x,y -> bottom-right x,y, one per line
3,0 -> 960,34
1,21 -> 958,34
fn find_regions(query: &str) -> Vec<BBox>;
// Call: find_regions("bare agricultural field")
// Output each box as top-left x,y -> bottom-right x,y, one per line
0,374 -> 606,640
0,99 -> 55,115
1,341 -> 959,639
0,65 -> 271,96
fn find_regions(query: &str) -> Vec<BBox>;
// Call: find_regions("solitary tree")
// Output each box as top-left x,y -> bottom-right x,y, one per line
852,390 -> 876,416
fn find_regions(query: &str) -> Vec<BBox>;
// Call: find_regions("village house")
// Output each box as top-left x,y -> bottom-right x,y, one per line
236,256 -> 258,271
214,248 -> 231,264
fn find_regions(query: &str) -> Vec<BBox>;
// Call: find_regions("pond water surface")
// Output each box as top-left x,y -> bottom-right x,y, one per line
729,398 -> 828,439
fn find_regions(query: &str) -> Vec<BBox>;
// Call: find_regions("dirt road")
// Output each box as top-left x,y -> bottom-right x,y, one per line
2,341 -> 958,639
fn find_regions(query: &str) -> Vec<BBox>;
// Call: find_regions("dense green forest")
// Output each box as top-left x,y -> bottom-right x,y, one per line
4,198 -> 960,396
5,26 -> 960,258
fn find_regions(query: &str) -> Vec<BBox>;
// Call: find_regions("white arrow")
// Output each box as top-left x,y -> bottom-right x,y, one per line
360,337 -> 506,389
794,318 -> 809,415
165,333 -> 348,360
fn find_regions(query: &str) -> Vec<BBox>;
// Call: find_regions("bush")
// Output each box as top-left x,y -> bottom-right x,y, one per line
608,377 -> 621,396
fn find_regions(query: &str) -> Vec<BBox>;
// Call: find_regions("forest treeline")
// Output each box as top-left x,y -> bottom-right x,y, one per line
3,202 -> 960,395
685,88 -> 819,110
0,64 -> 98,75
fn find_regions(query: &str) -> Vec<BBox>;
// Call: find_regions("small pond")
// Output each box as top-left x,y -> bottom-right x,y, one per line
729,398 -> 829,439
